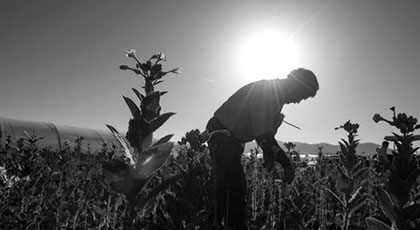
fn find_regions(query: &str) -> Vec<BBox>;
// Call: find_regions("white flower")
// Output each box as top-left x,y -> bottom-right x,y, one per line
158,52 -> 166,61
126,49 -> 136,58
172,67 -> 182,74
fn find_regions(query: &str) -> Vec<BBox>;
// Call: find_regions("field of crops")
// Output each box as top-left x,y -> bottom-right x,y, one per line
1,124 -> 419,230
1,51 -> 419,230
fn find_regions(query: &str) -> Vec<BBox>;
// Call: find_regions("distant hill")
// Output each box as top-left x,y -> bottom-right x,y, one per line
244,141 -> 388,157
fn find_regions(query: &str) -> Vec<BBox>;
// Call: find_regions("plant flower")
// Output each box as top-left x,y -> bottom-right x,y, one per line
171,67 -> 182,74
126,49 -> 137,59
158,52 -> 166,61
372,114 -> 383,123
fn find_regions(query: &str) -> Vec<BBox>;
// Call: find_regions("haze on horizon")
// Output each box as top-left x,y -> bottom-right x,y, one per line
1,0 -> 420,146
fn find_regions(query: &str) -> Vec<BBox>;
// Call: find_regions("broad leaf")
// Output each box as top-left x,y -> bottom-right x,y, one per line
102,160 -> 141,196
384,135 -> 398,142
336,174 -> 353,194
388,171 -> 409,207
132,88 -> 145,102
374,186 -> 397,222
141,133 -> 153,149
405,168 -> 420,190
342,139 -> 351,153
411,135 -> 420,141
353,167 -> 369,182
154,80 -> 164,85
126,117 -> 150,150
348,193 -> 366,216
339,142 -> 349,156
141,91 -> 161,118
137,174 -> 182,208
391,132 -> 402,139
134,142 -> 173,179
152,134 -> 174,147
348,185 -> 363,204
123,96 -> 141,118
106,124 -> 134,166
366,217 -> 392,230
410,147 -> 419,155
331,159 -> 347,177
324,187 -> 345,208
102,160 -> 129,184
149,112 -> 176,133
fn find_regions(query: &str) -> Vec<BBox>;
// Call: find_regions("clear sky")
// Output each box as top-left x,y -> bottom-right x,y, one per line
1,0 -> 420,145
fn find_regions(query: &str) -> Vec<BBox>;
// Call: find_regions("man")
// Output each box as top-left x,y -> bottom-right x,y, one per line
206,68 -> 319,230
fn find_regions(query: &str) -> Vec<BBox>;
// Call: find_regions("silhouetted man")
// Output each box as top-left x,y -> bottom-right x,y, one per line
206,68 -> 319,230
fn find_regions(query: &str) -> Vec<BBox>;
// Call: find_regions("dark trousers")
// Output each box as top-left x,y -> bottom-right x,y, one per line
207,117 -> 247,230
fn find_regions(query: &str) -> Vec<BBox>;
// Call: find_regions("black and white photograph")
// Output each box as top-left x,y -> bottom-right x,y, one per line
1,1 -> 420,229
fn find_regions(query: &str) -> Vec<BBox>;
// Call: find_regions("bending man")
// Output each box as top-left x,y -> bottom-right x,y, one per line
206,68 -> 319,230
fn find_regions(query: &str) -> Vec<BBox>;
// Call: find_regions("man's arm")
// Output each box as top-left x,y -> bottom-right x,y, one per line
255,134 -> 295,184
275,145 -> 295,184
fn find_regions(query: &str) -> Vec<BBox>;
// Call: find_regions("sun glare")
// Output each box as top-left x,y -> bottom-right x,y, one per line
239,32 -> 299,81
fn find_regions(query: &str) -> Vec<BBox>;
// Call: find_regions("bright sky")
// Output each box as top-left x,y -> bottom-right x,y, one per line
1,0 -> 420,145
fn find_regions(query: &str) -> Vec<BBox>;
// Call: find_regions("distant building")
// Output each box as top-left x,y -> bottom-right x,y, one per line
0,117 -> 119,152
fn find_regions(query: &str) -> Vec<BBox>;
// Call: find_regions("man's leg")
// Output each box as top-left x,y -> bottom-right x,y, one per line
208,132 -> 246,229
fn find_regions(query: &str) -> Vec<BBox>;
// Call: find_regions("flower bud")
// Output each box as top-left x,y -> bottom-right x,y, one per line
372,114 -> 382,123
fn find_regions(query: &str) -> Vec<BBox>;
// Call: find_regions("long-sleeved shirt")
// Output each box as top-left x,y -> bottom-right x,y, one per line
214,79 -> 286,143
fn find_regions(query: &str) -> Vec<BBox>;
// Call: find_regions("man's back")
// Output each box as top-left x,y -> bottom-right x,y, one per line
214,79 -> 286,142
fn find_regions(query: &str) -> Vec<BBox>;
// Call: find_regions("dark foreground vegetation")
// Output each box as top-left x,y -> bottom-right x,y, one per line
1,51 -> 419,229
1,119 -> 420,230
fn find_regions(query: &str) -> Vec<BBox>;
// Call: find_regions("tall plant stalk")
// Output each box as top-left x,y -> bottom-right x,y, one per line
326,120 -> 368,230
102,49 -> 181,228
367,107 -> 420,230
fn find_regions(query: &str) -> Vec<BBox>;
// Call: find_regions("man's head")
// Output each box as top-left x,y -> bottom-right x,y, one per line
284,68 -> 319,104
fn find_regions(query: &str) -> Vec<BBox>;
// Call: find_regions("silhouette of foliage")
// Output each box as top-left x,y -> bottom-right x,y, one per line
367,107 -> 420,230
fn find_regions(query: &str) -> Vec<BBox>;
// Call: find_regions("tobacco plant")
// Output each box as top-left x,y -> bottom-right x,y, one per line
326,120 -> 368,230
284,142 -> 300,162
366,107 -> 420,230
156,129 -> 213,229
126,128 -> 214,229
102,49 -> 181,228
284,142 -> 296,153
280,165 -> 320,229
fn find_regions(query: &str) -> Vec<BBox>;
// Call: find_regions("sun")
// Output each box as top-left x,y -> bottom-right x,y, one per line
239,31 -> 299,81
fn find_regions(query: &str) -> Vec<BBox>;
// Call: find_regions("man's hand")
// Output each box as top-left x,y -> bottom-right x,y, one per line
276,113 -> 285,127
282,165 -> 295,184
279,113 -> 285,122
262,149 -> 275,171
